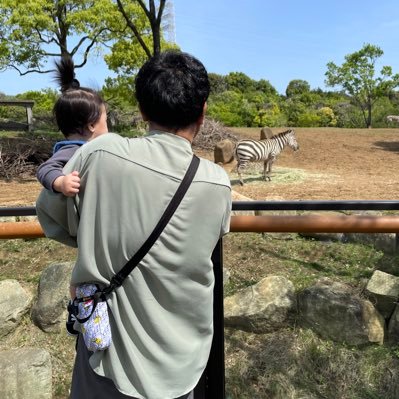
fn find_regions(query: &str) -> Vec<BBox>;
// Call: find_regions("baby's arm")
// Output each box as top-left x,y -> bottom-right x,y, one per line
53,171 -> 80,197
37,144 -> 81,194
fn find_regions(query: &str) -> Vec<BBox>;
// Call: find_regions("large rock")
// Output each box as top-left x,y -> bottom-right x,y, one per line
214,139 -> 235,164
365,270 -> 399,319
344,232 -> 396,254
224,275 -> 297,333
231,190 -> 255,216
31,262 -> 74,333
0,279 -> 32,337
260,127 -> 273,140
0,348 -> 52,399
387,304 -> 399,343
298,278 -> 385,345
298,212 -> 346,243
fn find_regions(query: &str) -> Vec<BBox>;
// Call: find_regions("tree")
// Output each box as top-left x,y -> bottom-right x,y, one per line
325,43 -> 399,128
115,0 -> 166,57
208,73 -> 228,95
0,0 -> 113,75
255,79 -> 278,97
286,79 -> 310,98
225,72 -> 256,93
105,1 -> 177,75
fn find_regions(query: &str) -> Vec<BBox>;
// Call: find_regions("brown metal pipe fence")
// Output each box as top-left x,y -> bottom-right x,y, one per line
2,214 -> 399,239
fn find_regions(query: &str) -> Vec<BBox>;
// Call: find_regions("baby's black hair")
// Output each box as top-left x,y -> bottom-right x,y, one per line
53,56 -> 104,137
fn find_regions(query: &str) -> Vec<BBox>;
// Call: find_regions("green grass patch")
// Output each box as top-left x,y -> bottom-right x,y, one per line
1,231 -> 399,397
224,232 -> 382,294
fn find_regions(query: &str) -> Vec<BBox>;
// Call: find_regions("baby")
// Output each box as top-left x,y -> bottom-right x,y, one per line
36,55 -> 108,335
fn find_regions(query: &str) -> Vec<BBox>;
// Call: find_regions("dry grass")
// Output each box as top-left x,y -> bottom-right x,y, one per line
225,328 -> 399,399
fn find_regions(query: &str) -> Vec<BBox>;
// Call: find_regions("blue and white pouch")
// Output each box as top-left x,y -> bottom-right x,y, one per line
75,284 -> 112,351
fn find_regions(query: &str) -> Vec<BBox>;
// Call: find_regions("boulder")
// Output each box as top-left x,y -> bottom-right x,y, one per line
260,127 -> 273,140
299,232 -> 345,242
344,232 -> 396,255
214,139 -> 235,164
231,190 -> 255,216
387,304 -> 399,343
31,262 -> 74,333
224,275 -> 297,333
365,270 -> 399,319
0,280 -> 32,337
298,278 -> 385,345
0,348 -> 52,399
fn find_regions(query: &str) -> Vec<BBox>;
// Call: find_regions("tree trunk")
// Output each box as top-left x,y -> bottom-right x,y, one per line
366,101 -> 372,128
151,22 -> 161,55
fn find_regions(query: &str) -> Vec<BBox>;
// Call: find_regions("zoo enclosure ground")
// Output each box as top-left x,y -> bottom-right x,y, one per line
2,128 -> 399,398
226,127 -> 399,201
1,127 -> 399,206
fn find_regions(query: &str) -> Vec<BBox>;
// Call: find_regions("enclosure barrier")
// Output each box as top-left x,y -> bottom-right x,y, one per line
3,214 -> 399,239
2,201 -> 399,399
2,200 -> 399,238
0,100 -> 35,132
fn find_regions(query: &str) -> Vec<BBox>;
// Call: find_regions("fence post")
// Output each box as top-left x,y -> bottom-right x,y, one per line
208,238 -> 225,398
195,239 -> 225,398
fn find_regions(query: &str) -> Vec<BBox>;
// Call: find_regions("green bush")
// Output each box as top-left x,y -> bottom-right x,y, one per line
297,112 -> 321,127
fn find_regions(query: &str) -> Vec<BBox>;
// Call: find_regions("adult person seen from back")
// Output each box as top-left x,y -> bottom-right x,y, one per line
36,50 -> 232,399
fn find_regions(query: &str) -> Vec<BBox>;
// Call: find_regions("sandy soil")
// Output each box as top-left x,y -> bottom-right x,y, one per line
226,127 -> 399,201
1,127 -> 399,206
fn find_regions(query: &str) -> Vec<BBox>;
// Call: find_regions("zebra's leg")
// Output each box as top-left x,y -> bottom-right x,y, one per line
237,162 -> 244,186
263,161 -> 269,181
265,157 -> 275,181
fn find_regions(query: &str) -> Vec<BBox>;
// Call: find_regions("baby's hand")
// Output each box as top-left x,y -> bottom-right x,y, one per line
53,171 -> 80,197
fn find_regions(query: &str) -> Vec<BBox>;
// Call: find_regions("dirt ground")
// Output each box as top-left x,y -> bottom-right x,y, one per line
226,127 -> 399,201
1,127 -> 399,206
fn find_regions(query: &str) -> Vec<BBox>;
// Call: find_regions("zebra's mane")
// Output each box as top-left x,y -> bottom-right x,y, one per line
260,129 -> 294,141
275,129 -> 294,138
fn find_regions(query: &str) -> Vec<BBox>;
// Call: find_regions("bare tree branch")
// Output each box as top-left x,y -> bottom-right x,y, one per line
34,27 -> 57,45
74,29 -> 107,69
136,0 -> 151,19
70,36 -> 90,57
155,0 -> 166,26
116,0 -> 152,58
9,65 -> 54,76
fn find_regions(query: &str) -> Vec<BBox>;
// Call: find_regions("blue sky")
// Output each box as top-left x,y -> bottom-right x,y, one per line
1,0 -> 399,95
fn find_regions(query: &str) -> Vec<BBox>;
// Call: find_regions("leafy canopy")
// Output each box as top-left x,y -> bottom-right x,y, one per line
325,43 -> 399,127
0,0 -> 113,74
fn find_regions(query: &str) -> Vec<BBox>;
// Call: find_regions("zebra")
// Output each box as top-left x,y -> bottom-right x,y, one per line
387,115 -> 399,123
235,129 -> 299,185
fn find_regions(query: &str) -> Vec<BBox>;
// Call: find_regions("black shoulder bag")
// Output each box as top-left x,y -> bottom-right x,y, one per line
69,155 -> 200,323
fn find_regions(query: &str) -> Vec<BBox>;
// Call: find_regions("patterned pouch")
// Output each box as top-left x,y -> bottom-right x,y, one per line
75,284 -> 112,351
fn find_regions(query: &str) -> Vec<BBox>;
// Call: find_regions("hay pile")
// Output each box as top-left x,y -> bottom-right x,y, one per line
193,118 -> 238,151
0,136 -> 53,180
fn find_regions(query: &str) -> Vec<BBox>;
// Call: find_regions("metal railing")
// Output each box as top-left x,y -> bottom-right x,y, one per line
3,200 -> 399,216
2,201 -> 399,398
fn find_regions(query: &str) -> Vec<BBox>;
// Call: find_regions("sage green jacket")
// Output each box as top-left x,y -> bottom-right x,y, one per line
36,132 -> 231,399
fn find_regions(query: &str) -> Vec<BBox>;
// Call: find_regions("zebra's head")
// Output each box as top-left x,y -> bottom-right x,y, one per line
285,129 -> 299,151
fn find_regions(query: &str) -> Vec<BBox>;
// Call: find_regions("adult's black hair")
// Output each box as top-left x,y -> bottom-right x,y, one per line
135,51 -> 210,130
53,55 -> 104,137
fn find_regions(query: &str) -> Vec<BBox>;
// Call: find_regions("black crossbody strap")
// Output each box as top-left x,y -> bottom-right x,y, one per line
102,155 -> 200,295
